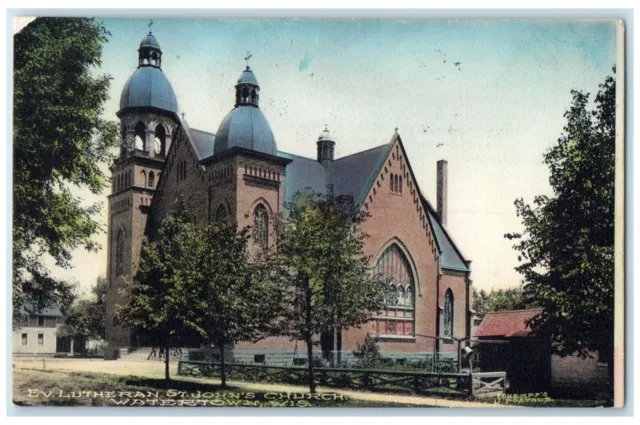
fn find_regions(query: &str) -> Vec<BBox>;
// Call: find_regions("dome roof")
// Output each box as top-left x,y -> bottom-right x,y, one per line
214,106 -> 277,156
140,33 -> 161,50
237,66 -> 259,86
119,66 -> 178,113
318,126 -> 335,142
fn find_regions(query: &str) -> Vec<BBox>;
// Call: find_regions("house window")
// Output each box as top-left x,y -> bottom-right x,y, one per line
21,333 -> 27,345
390,173 -> 394,192
148,171 -> 155,187
444,289 -> 454,338
254,354 -> 266,364
116,229 -> 125,277
37,316 -> 45,327
253,204 -> 268,248
374,243 -> 415,336
37,333 -> 44,345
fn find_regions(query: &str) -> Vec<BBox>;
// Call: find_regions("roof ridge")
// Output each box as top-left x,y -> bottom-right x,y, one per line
332,143 -> 390,163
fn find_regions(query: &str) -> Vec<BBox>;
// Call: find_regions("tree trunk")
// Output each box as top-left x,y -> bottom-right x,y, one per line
164,343 -> 170,382
306,333 -> 315,393
336,327 -> 342,368
305,276 -> 316,393
220,343 -> 227,388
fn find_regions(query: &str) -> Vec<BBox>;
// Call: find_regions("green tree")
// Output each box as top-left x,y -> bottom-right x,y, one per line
352,335 -> 385,369
117,200 -> 205,382
472,286 -> 537,319
505,69 -> 616,394
61,276 -> 108,345
13,18 -> 119,320
275,191 -> 389,393
198,220 -> 287,387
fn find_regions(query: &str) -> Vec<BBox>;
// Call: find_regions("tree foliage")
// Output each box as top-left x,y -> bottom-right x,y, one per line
61,276 -> 108,342
472,286 -> 537,319
117,199 -> 204,381
274,190 -> 389,392
119,199 -> 286,383
197,220 -> 287,387
505,69 -> 616,388
13,18 -> 119,319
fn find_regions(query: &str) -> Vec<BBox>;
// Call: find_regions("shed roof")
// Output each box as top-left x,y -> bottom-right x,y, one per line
474,308 -> 543,338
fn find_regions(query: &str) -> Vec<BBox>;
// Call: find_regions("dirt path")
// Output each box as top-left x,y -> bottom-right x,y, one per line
12,358 -> 515,408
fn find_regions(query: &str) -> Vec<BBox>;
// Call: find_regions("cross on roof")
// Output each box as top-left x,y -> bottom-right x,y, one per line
148,19 -> 154,34
245,51 -> 253,67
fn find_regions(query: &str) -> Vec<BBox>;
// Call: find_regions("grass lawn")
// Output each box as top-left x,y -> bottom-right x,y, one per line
13,368 -> 429,408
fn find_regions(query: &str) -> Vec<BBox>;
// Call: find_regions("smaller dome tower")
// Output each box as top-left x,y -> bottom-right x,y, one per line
317,124 -> 336,167
214,63 -> 277,156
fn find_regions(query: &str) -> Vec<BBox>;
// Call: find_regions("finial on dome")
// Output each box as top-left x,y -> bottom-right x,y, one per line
148,19 -> 154,35
244,51 -> 253,68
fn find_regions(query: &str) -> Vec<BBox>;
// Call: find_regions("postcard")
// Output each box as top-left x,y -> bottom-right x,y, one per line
10,15 -> 625,410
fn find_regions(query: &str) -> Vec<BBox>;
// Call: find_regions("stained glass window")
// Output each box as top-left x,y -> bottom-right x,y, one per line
374,244 -> 415,336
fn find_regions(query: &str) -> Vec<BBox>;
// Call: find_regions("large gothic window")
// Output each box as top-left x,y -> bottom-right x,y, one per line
444,289 -> 454,338
148,171 -> 155,188
374,244 -> 415,336
115,229 -> 125,277
253,204 -> 268,248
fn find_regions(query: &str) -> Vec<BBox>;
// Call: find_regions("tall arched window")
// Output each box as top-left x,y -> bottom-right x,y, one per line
128,170 -> 132,187
399,176 -> 403,193
374,243 -> 415,336
140,170 -> 147,187
216,204 -> 228,222
148,171 -> 155,188
444,289 -> 454,338
390,173 -> 394,192
253,204 -> 268,248
115,229 -> 125,277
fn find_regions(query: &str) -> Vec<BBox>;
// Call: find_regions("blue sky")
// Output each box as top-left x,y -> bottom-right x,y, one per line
46,18 -> 619,295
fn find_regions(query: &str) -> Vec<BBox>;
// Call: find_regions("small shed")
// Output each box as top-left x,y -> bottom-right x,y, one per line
473,308 -> 551,394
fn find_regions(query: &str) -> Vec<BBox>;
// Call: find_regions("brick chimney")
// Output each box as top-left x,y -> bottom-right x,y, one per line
437,160 -> 448,227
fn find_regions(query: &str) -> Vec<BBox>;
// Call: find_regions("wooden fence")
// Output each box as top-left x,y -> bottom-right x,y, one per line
178,361 -> 506,398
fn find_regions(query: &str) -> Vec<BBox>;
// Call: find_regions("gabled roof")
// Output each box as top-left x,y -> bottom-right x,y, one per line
326,144 -> 392,206
189,128 -> 216,160
177,117 -> 216,162
474,308 -> 543,338
19,305 -> 63,317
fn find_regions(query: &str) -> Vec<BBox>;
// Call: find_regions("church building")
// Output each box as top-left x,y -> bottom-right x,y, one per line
105,31 -> 473,364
